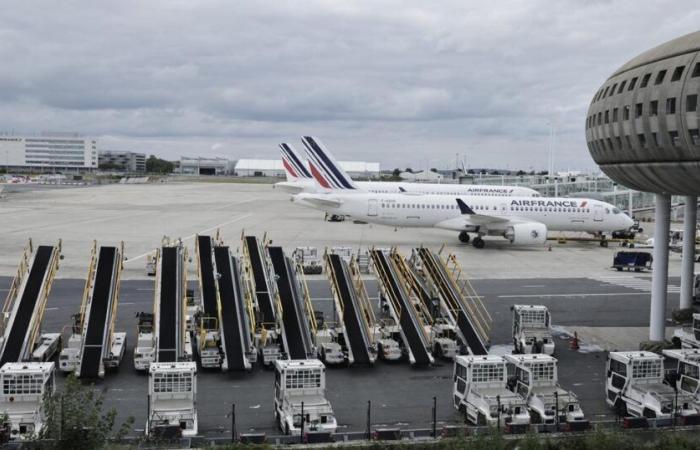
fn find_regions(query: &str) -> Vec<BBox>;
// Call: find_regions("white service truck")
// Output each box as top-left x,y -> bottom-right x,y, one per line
315,328 -> 345,365
605,351 -> 698,421
452,355 -> 530,431
512,305 -> 554,355
133,312 -> 155,371
0,362 -> 55,440
274,359 -> 337,436
661,348 -> 700,425
293,247 -> 323,275
505,354 -> 588,431
431,321 -> 459,360
30,333 -> 62,362
147,362 -> 198,438
673,313 -> 700,349
373,321 -> 402,362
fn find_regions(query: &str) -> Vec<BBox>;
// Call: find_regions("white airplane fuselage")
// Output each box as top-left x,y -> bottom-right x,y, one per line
276,179 -> 539,197
293,192 -> 633,235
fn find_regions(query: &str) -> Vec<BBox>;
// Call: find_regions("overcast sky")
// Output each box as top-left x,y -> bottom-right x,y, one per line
1,1 -> 698,171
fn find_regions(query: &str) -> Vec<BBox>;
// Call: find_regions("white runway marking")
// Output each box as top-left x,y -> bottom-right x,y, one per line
522,285 -> 545,288
498,292 -> 643,299
593,275 -> 681,293
124,213 -> 253,264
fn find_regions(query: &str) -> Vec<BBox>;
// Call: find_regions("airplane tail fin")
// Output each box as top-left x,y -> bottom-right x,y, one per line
279,143 -> 312,182
456,199 -> 475,215
301,136 -> 358,190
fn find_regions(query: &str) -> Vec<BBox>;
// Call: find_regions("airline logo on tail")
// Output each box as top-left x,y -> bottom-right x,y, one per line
279,143 -> 312,181
301,136 -> 357,190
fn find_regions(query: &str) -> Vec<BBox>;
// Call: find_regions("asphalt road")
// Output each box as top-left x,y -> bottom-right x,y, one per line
0,272 -> 681,438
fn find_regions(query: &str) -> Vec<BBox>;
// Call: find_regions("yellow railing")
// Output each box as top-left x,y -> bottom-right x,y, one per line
106,242 -> 125,355
296,261 -> 317,336
2,239 -> 33,331
78,241 -> 98,331
349,254 -> 376,337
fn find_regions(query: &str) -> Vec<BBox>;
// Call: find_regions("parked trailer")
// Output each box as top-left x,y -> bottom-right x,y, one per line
505,354 -> 588,430
452,355 -> 530,430
274,359 -> 337,436
512,305 -> 554,355
612,251 -> 652,272
0,362 -> 55,441
605,351 -> 698,421
147,362 -> 198,438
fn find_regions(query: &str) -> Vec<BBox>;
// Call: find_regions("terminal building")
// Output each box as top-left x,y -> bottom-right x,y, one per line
0,132 -> 97,172
586,31 -> 700,342
235,158 -> 380,178
179,157 -> 235,175
98,151 -> 146,172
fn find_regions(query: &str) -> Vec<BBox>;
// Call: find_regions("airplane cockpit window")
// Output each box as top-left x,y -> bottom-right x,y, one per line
612,208 -> 621,214
605,208 -> 610,214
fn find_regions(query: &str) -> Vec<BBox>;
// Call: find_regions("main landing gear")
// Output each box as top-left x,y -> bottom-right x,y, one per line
459,232 -> 485,248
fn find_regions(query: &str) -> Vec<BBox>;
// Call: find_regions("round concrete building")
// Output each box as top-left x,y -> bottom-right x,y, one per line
586,31 -> 700,342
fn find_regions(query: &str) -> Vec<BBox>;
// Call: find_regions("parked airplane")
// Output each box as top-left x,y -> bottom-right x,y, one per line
274,138 -> 541,197
292,190 -> 634,248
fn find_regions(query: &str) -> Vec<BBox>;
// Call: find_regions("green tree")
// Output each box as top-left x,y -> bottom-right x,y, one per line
40,374 -> 134,449
145,155 -> 174,174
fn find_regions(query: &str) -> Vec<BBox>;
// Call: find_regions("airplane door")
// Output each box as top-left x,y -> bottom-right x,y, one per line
593,205 -> 604,222
368,199 -> 378,216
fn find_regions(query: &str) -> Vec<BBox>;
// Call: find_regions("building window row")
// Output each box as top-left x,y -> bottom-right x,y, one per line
586,94 -> 698,128
593,62 -> 700,103
590,128 -> 700,152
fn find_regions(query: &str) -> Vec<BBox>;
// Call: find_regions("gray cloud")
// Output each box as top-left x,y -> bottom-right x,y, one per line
0,0 -> 698,170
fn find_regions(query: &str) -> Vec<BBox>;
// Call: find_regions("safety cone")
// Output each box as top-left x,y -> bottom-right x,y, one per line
570,331 -> 580,351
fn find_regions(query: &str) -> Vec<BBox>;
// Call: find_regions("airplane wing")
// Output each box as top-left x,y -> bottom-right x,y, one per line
299,196 -> 343,209
434,198 -> 522,231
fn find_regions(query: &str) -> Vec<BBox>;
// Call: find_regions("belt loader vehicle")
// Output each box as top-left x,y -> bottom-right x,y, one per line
0,241 -> 62,366
505,354 -> 588,430
59,243 -> 127,377
605,351 -> 698,421
452,355 -> 530,430
512,305 -> 554,355
147,362 -> 198,438
274,359 -> 337,436
0,362 -> 55,441
292,247 -> 323,275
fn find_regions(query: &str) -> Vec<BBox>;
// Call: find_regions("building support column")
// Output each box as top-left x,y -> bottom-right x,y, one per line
680,196 -> 697,310
650,194 -> 671,342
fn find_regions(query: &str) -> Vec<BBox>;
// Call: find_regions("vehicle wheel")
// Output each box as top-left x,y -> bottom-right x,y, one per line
616,267 -> 623,271
285,423 -> 289,435
601,240 -> 609,248
477,412 -> 487,426
434,343 -> 443,359
472,237 -> 485,249
531,411 -> 542,424
614,400 -> 628,417
458,231 -> 470,243
672,336 -> 682,349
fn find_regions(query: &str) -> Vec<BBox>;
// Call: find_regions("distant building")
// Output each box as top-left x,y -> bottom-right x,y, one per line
179,156 -> 234,175
235,159 -> 380,178
0,132 -> 97,172
99,150 -> 146,172
399,170 -> 443,182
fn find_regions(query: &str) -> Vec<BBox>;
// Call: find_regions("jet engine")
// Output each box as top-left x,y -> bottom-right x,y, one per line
504,223 -> 547,245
